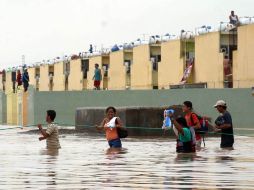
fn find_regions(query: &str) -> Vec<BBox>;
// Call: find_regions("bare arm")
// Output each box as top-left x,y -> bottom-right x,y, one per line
38,124 -> 49,140
96,118 -> 108,131
171,119 -> 184,135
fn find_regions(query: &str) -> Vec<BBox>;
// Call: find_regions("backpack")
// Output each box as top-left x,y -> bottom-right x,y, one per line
190,113 -> 209,134
115,118 -> 128,138
117,127 -> 128,138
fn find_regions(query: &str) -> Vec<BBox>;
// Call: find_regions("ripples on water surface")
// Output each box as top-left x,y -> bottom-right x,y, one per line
0,126 -> 253,189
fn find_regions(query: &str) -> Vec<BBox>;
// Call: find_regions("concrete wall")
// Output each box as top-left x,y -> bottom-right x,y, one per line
5,72 -> 13,93
6,93 -> 17,125
159,40 -> 184,89
68,59 -> 83,91
233,24 -> 254,88
39,65 -> 50,91
0,74 -> 3,91
24,88 -> 254,130
53,61 -> 65,91
76,107 -> 172,136
108,50 -> 130,90
28,67 -> 36,87
132,45 -> 153,89
0,91 -> 7,124
194,32 -> 224,88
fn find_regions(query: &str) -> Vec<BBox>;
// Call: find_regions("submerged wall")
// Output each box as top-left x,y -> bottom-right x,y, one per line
24,88 -> 254,131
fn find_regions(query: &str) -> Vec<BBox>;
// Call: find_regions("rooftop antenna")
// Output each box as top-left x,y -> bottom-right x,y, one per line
22,55 -> 25,66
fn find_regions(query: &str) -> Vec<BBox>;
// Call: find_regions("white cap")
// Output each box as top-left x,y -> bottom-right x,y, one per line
214,100 -> 227,108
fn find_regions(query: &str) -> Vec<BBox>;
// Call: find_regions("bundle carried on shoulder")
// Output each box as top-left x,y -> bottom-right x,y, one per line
106,117 -> 128,138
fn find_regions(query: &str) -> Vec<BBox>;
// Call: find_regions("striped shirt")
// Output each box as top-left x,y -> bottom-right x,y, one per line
46,123 -> 61,149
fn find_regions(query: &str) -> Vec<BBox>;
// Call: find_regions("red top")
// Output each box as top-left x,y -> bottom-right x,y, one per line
17,73 -> 22,85
185,112 -> 201,141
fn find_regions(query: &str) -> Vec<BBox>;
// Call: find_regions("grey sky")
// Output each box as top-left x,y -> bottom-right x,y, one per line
0,0 -> 253,69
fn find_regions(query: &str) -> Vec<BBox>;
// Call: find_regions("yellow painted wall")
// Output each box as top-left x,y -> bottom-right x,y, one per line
68,59 -> 83,91
108,51 -> 126,90
132,45 -> 153,89
5,72 -> 13,93
28,67 -> 36,87
39,65 -> 50,91
0,74 -> 3,91
194,32 -> 224,88
102,55 -> 110,90
88,56 -> 103,89
53,61 -> 65,91
233,24 -> 254,88
159,40 -> 184,89
6,93 -> 17,125
22,92 -> 28,126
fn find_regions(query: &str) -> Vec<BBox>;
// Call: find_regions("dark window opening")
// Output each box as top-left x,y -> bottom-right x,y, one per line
81,59 -> 89,79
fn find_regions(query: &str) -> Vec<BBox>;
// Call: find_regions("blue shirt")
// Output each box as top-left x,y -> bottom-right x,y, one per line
94,68 -> 101,81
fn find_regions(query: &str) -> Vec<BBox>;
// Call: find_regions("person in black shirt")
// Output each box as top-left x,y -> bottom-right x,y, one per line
214,100 -> 234,148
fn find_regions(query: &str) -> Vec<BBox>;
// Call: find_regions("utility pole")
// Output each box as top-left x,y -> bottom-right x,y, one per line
22,55 -> 25,72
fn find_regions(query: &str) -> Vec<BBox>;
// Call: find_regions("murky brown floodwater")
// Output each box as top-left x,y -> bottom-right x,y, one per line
0,125 -> 254,190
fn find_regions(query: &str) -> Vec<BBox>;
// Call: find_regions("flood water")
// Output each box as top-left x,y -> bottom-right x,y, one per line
0,125 -> 254,189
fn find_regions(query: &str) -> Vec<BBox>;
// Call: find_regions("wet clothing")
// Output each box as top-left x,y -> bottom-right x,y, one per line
179,128 -> 192,142
216,111 -> 234,148
185,112 -> 201,142
108,138 -> 122,148
176,127 -> 195,153
105,127 -> 119,141
46,123 -> 61,149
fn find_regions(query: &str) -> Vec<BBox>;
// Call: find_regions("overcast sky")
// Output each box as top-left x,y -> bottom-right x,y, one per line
0,0 -> 253,69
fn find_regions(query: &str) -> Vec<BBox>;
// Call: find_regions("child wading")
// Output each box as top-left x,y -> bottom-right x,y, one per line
169,113 -> 196,153
97,107 -> 125,148
38,110 -> 61,150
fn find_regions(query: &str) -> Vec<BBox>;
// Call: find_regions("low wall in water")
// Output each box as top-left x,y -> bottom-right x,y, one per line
75,107 -> 172,136
75,106 -> 185,136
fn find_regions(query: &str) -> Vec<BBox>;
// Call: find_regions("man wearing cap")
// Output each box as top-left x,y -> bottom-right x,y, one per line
214,100 -> 234,148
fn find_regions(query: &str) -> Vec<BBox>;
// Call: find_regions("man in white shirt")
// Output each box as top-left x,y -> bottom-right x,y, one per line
229,11 -> 239,25
38,110 -> 61,149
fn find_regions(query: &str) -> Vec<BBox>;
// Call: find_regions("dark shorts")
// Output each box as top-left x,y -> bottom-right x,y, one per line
94,80 -> 101,88
108,138 -> 122,148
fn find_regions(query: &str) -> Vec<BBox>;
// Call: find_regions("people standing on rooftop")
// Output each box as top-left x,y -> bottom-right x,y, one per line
89,44 -> 93,53
11,68 -> 16,93
93,63 -> 102,90
214,100 -> 234,149
22,68 -> 29,92
229,11 -> 239,25
16,70 -> 22,91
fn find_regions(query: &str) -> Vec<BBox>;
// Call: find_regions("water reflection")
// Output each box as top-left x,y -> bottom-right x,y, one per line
0,127 -> 254,189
